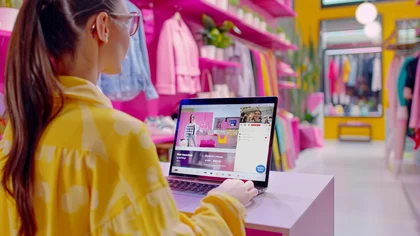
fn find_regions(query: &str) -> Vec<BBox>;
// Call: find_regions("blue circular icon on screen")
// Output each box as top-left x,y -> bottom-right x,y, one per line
256,165 -> 266,173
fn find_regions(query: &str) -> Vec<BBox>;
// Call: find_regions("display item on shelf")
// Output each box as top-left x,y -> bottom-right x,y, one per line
277,61 -> 294,74
197,69 -> 217,98
215,48 -> 225,61
156,15 -> 201,95
99,0 -> 157,101
200,45 -> 217,59
216,0 -> 228,11
204,0 -> 216,5
244,11 -> 253,25
160,116 -> 177,129
236,7 -> 244,19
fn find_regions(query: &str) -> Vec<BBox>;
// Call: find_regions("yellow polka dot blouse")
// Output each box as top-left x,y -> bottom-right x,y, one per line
0,76 -> 246,235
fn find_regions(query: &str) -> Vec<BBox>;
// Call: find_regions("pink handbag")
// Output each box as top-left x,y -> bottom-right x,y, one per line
197,69 -> 218,98
197,69 -> 234,98
199,139 -> 216,147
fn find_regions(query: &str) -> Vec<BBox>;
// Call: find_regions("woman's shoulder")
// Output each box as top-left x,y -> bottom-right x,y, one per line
89,107 -> 147,134
79,107 -> 154,158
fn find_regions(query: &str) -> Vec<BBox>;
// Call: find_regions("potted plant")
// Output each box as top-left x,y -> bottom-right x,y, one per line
200,14 -> 240,60
237,4 -> 245,19
252,13 -> 260,28
228,0 -> 240,15
216,0 -> 229,11
0,0 -> 22,8
242,6 -> 253,25
259,16 -> 267,32
277,27 -> 286,41
203,0 -> 217,6
288,29 -> 322,123
267,26 -> 275,34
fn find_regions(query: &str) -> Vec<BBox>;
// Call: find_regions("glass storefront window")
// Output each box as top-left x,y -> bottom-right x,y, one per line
322,0 -> 397,8
320,18 -> 383,117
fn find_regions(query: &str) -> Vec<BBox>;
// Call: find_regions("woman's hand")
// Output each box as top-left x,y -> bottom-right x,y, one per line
209,179 -> 258,205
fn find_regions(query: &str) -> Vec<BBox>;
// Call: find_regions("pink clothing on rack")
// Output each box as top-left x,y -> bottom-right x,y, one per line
409,58 -> 420,129
386,56 -> 403,129
252,49 -> 265,96
291,118 -> 300,157
328,59 -> 337,96
156,17 -> 200,95
141,9 -> 155,44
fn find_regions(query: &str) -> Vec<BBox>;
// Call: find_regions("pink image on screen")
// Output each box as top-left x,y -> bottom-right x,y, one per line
177,112 -> 214,146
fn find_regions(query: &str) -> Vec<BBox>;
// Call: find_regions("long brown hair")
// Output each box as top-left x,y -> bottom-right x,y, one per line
1,0 -> 116,235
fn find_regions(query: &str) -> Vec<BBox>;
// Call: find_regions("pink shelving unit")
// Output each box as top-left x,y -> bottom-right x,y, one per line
278,81 -> 298,89
161,0 -> 297,51
251,0 -> 296,17
199,57 -> 242,69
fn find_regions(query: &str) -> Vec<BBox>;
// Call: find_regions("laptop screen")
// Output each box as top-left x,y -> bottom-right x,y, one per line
170,100 -> 276,182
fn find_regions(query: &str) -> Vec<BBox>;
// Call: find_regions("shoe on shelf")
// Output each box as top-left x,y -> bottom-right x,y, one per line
160,116 -> 176,129
145,116 -> 176,136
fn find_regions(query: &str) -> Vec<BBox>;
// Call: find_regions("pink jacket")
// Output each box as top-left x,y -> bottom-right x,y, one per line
156,17 -> 201,95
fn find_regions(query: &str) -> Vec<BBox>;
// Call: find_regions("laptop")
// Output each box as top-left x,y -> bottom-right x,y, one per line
167,97 -> 278,196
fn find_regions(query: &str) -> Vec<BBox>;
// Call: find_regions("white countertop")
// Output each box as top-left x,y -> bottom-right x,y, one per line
160,162 -> 334,234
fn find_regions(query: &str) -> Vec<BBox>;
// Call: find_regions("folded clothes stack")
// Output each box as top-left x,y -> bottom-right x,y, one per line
278,61 -> 295,74
145,116 -> 177,136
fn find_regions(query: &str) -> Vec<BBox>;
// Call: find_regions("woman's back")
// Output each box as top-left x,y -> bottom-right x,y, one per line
1,76 -> 180,234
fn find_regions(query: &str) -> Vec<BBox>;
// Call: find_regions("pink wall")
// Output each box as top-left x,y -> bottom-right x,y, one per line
0,31 -> 11,94
0,7 -> 19,94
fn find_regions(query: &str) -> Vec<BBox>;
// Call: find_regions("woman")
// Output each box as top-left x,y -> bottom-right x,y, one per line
0,1 -> 257,235
253,109 -> 262,123
184,114 -> 199,147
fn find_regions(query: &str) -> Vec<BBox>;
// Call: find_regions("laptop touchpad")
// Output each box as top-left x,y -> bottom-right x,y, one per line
173,192 -> 202,209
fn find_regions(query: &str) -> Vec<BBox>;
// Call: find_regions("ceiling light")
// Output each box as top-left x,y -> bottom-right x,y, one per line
356,2 -> 378,25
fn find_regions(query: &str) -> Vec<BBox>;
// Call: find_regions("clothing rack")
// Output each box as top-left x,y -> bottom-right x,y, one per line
384,49 -> 420,177
325,47 -> 382,56
323,46 -> 383,116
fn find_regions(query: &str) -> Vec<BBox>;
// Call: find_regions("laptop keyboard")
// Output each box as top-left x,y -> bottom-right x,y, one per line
168,179 -> 218,195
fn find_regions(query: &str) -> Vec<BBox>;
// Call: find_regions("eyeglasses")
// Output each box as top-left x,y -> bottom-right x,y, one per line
91,12 -> 141,37
109,12 -> 140,36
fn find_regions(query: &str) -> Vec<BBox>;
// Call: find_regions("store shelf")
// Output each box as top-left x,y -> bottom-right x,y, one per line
199,57 -> 242,69
278,81 -> 298,89
152,136 -> 174,145
277,70 -> 297,77
166,0 -> 297,51
0,30 -> 11,37
251,0 -> 296,17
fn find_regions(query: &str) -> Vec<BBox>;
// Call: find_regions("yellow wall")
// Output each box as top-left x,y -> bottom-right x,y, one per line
295,0 -> 420,140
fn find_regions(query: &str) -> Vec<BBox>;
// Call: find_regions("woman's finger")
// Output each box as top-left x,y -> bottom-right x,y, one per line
248,188 -> 258,198
244,181 -> 254,191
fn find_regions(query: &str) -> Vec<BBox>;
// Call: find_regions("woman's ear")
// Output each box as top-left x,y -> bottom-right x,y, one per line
94,12 -> 110,43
